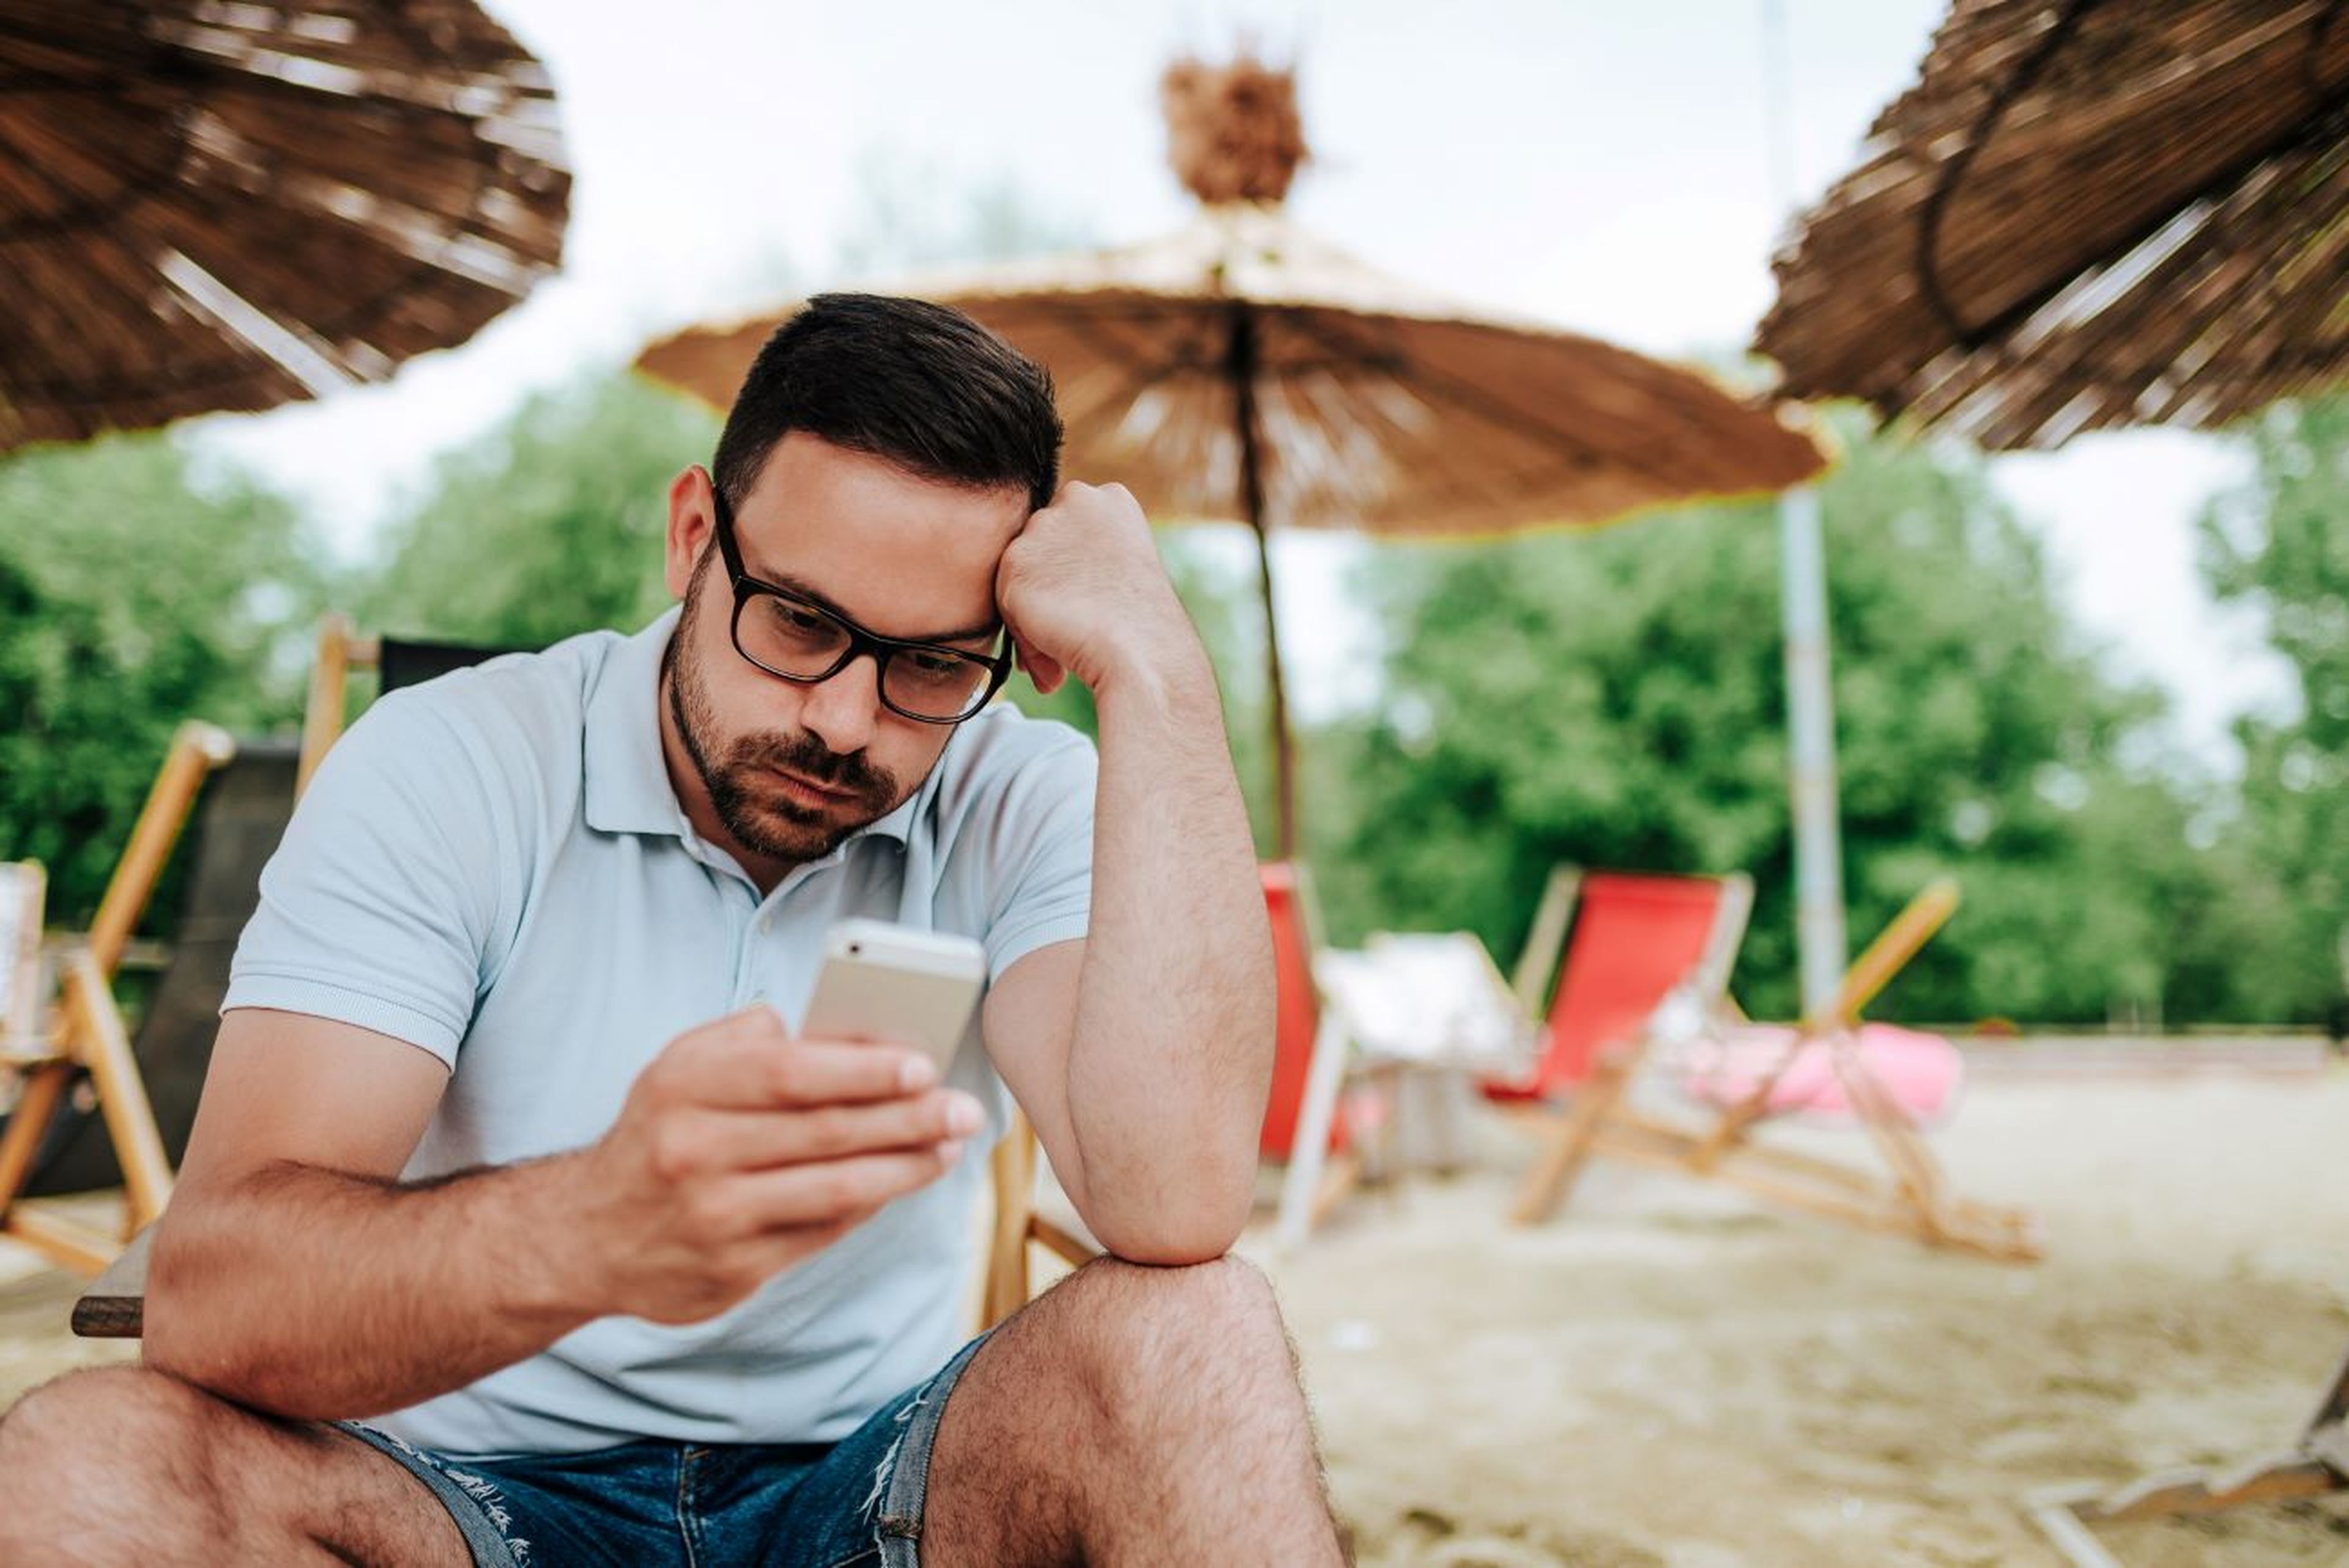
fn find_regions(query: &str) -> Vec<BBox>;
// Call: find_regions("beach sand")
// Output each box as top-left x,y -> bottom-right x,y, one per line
1257,1065 -> 2349,1566
4,1064 -> 2345,1565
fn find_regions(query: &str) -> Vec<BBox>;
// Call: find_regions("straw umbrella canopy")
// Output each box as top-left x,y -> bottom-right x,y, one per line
1756,0 -> 2349,451
0,0 -> 569,454
639,59 -> 1825,856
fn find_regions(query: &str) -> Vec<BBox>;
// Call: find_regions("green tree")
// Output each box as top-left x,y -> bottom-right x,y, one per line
2197,397 -> 2349,1027
362,371 -> 717,648
0,434 -> 322,923
1312,412 -> 2221,1024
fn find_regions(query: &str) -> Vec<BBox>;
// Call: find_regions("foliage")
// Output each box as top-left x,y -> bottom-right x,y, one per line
2197,397 -> 2349,1026
1308,412 -> 2230,1025
0,434 -> 323,925
359,371 -> 717,649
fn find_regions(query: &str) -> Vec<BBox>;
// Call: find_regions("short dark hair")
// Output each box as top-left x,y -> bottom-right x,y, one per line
711,293 -> 1063,516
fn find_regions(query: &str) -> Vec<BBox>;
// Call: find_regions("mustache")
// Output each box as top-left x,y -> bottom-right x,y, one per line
730,728 -> 892,798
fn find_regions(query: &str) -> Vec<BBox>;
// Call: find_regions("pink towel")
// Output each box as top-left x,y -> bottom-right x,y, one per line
1678,1023 -> 1963,1126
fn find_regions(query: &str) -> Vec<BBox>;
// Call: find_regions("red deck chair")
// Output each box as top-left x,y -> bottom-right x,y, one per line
1507,871 -> 2041,1263
1486,869 -> 1750,1103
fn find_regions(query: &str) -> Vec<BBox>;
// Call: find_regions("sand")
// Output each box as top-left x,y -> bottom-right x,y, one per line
4,1061 -> 2345,1566
1256,1064 -> 2349,1566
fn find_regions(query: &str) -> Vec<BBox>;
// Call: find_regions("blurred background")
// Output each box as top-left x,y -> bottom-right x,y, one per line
5,0 -> 2338,1035
7,6 -> 2349,1564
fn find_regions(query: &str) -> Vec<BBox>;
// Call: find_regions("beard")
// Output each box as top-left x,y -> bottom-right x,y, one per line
662,576 -> 907,866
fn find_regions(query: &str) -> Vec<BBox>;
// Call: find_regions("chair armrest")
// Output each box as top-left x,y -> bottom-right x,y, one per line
70,1224 -> 152,1339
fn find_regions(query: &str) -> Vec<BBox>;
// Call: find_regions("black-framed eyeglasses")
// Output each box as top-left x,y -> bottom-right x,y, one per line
707,475 -> 1014,725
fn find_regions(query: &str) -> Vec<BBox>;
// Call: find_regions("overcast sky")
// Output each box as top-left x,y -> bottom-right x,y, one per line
190,0 -> 2295,759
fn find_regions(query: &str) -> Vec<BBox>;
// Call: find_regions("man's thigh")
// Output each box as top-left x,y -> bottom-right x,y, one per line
0,1365 -> 473,1567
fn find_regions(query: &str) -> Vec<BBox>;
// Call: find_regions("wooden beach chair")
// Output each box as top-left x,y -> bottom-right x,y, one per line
1490,867 -> 1752,1213
2026,1341 -> 2348,1566
24,741 -> 299,1197
0,722 -> 236,1274
297,613 -> 525,795
1511,872 -> 2041,1262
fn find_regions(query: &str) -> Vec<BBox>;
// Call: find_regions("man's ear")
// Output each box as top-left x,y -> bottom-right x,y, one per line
665,466 -> 718,599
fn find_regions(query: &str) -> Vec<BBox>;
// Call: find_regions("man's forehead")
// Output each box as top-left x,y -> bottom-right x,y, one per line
730,438 -> 1026,637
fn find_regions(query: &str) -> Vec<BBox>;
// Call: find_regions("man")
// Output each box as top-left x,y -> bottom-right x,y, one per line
0,295 -> 1345,1566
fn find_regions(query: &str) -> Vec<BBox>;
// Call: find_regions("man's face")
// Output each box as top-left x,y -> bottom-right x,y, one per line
659,433 -> 1030,878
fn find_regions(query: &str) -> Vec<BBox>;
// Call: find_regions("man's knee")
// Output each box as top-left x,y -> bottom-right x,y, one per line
0,1366 -> 228,1529
1063,1251 -> 1280,1325
1047,1254 -> 1293,1399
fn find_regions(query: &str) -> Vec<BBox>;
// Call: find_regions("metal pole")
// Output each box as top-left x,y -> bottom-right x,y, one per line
1227,305 -> 1297,860
1764,0 -> 1847,1013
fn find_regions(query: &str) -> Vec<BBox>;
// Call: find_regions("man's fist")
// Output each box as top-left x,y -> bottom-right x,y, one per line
579,1006 -> 982,1324
995,481 -> 1206,697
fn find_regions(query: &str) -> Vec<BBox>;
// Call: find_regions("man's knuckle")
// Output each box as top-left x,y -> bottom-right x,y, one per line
809,1169 -> 861,1213
800,1106 -> 851,1152
681,1186 -> 739,1241
649,1123 -> 700,1182
767,1052 -> 811,1101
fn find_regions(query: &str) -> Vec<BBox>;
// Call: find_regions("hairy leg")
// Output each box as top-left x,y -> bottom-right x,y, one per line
0,1364 -> 471,1568
922,1255 -> 1345,1567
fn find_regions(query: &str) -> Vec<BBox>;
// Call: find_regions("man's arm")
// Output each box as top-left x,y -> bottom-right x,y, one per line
147,1006 -> 975,1420
984,482 -> 1275,1263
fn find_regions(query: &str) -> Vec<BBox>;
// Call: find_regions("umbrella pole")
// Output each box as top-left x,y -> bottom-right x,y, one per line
1765,0 -> 1849,1011
1229,307 -> 1298,860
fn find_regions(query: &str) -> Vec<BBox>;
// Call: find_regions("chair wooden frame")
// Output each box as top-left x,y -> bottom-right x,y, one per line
1,722 -> 234,1274
297,612 -> 382,797
2025,1342 -> 2347,1566
1500,865 -> 1753,1214
1510,875 -> 2042,1263
981,1110 -> 1100,1329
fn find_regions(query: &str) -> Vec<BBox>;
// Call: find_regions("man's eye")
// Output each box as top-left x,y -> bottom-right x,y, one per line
774,603 -> 832,634
906,651 -> 973,679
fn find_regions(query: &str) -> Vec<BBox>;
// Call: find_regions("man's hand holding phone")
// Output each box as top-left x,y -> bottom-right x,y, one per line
579,1004 -> 982,1326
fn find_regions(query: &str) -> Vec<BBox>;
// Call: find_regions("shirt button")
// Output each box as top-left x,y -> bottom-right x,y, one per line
756,915 -> 772,934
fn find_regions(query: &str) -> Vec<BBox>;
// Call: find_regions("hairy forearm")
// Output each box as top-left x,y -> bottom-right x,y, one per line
144,1152 -> 601,1421
1066,647 -> 1275,1259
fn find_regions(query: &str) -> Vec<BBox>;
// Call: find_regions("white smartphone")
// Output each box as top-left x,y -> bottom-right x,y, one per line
800,918 -> 988,1071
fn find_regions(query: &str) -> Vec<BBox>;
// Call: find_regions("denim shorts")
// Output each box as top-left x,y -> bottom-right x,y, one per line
336,1336 -> 985,1568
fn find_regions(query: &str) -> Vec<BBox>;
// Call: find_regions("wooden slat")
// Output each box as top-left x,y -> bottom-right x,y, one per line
82,722 -> 235,979
58,951 -> 173,1226
3,1204 -> 116,1277
70,1224 -> 152,1340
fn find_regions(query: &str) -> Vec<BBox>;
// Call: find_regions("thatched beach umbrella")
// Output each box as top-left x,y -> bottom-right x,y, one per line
640,57 -> 1824,856
1756,0 -> 2349,450
0,0 -> 569,453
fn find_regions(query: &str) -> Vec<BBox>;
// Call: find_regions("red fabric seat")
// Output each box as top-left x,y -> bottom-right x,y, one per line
1487,871 -> 1731,1100
1258,862 -> 1347,1161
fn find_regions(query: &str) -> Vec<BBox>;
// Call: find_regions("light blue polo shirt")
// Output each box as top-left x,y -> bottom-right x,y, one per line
224,607 -> 1096,1457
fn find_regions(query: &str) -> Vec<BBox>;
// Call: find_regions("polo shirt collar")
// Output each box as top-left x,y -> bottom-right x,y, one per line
582,606 -> 920,848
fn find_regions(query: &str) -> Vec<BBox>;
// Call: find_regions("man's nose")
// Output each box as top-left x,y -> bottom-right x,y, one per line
798,652 -> 883,755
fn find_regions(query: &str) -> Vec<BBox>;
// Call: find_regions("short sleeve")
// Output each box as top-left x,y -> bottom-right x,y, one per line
978,731 -> 1097,980
224,690 -> 521,1066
